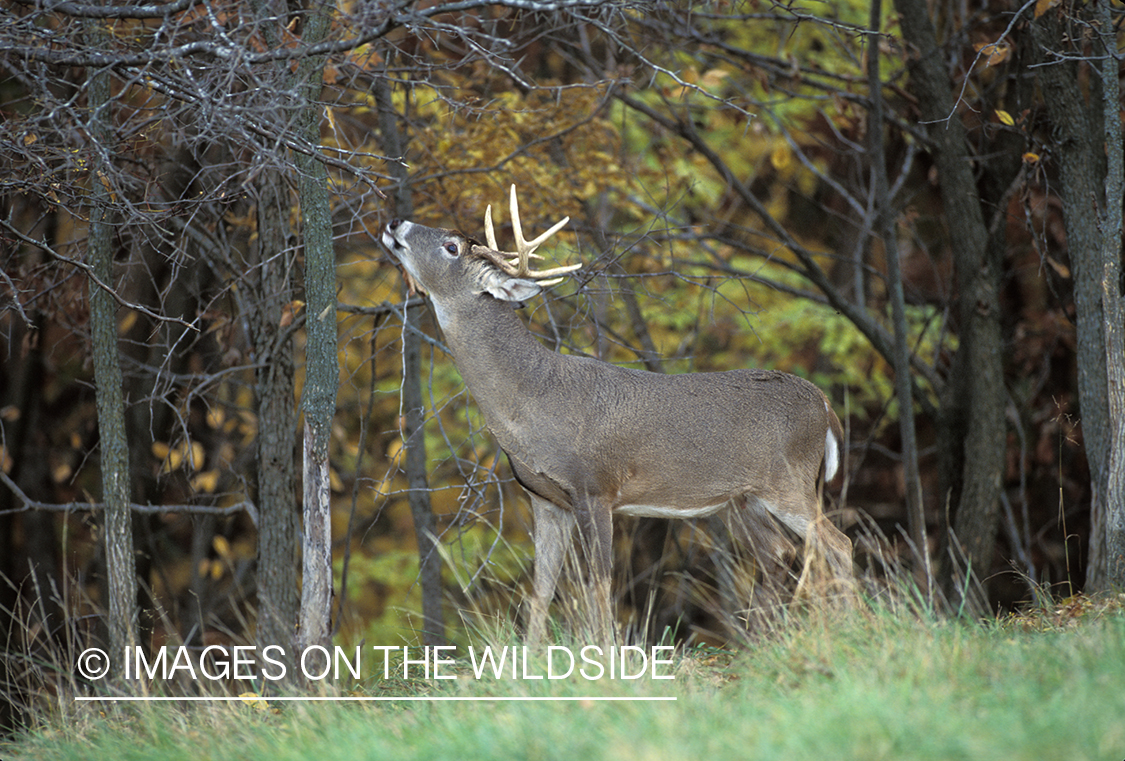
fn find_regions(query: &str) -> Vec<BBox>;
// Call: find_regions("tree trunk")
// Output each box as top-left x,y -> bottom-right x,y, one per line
294,4 -> 337,652
374,75 -> 446,647
1094,0 -> 1125,589
1104,273 -> 1125,585
402,302 -> 447,646
85,19 -> 138,669
868,0 -> 929,597
894,0 -> 1007,611
243,0 -> 301,669
1031,4 -> 1121,590
251,171 -> 299,668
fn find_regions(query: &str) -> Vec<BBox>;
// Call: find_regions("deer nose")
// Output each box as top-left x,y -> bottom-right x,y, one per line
388,219 -> 403,231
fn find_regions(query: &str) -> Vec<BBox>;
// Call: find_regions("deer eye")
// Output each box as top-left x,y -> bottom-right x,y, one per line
443,241 -> 459,256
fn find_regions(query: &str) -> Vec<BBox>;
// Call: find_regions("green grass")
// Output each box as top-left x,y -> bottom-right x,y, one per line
6,605 -> 1125,761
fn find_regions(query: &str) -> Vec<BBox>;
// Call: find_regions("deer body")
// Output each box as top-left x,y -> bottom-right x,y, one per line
383,188 -> 854,644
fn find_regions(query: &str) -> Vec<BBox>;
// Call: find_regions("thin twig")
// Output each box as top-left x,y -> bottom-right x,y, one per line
0,218 -> 199,332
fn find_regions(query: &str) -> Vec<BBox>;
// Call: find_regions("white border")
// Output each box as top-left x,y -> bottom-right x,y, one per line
75,695 -> 676,702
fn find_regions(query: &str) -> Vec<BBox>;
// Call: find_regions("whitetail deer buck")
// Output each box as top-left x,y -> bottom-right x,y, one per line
382,186 -> 855,644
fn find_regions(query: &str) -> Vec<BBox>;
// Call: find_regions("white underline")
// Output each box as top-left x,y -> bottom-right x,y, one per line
76,695 -> 675,702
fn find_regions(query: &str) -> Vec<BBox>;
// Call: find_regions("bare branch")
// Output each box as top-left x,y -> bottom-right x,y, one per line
0,218 -> 200,332
5,0 -> 613,68
617,91 -> 943,410
0,263 -> 34,328
8,0 -> 205,19
0,445 -> 256,521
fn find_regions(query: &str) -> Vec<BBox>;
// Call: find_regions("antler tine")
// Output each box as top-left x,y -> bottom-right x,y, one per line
484,195 -> 545,262
505,184 -> 581,280
478,185 -> 582,282
484,203 -> 499,252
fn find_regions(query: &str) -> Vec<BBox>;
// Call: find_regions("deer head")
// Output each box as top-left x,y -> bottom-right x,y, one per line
383,184 -> 580,302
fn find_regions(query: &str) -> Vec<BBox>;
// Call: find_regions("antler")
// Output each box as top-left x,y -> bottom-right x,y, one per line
483,185 -> 582,286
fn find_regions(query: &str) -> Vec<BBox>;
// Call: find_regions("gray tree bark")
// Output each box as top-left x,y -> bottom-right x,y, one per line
894,0 -> 1007,610
1093,0 -> 1125,589
245,0 -> 301,672
868,0 -> 929,597
294,3 -> 337,652
1031,3 -> 1124,590
251,171 -> 300,668
85,18 -> 138,669
374,76 -> 446,647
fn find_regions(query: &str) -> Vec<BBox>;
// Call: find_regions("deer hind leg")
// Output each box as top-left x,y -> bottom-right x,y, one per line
766,491 -> 856,607
528,493 -> 575,646
802,513 -> 857,607
727,496 -> 798,633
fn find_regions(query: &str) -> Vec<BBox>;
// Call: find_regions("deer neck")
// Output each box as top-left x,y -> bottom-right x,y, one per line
428,293 -> 562,428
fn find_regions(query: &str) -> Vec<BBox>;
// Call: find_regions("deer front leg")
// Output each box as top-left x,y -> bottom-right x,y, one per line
574,494 -> 615,647
527,493 -> 575,646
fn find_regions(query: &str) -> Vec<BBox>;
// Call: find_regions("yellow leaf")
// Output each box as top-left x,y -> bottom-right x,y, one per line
52,462 -> 72,483
1034,0 -> 1062,17
386,438 -> 404,462
980,42 -> 1010,67
157,441 -> 184,473
213,535 -> 232,559
239,693 -> 269,710
770,142 -> 792,172
23,133 -> 37,146
329,467 -> 344,493
190,469 -> 220,493
995,110 -> 1015,126
189,441 -> 205,471
1046,257 -> 1070,279
219,442 -> 236,465
279,300 -> 304,329
206,407 -> 225,429
700,68 -> 729,90
118,310 -> 137,335
1022,152 -> 1040,164
97,170 -> 118,202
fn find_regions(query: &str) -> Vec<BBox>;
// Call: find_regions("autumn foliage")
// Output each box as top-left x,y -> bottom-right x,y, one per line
0,1 -> 1119,714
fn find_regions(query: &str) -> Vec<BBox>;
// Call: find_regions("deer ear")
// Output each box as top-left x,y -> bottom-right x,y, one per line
477,268 -> 542,302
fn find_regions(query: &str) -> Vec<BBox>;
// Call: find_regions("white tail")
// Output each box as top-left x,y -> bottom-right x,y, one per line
383,186 -> 854,644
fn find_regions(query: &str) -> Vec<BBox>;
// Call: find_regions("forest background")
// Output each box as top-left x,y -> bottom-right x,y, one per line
2,0 -> 1124,719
